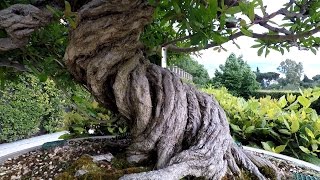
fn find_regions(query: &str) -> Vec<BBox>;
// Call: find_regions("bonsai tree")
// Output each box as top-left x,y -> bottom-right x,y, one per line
1,0 -> 319,179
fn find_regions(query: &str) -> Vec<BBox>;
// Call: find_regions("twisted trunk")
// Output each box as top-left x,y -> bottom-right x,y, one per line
1,1 -> 281,179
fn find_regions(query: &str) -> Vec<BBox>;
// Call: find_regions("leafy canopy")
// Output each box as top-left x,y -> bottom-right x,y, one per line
213,53 -> 259,97
146,0 -> 320,55
277,59 -> 304,86
0,0 -> 320,83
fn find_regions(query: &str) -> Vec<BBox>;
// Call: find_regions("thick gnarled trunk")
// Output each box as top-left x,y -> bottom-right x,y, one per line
63,0 -> 280,179
0,1 -> 280,179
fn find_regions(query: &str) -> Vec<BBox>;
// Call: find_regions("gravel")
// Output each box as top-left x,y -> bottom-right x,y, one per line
0,138 -> 319,179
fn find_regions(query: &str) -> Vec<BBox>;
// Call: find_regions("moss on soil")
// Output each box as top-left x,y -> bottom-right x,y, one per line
55,154 -> 150,180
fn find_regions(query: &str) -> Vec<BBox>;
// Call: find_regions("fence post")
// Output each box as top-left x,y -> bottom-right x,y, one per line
161,46 -> 167,68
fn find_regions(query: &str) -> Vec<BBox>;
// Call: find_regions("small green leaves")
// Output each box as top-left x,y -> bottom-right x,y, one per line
290,114 -> 300,133
230,124 -> 242,132
262,141 -> 274,152
245,125 -> 255,134
305,127 -> 315,139
274,144 -> 286,153
257,47 -> 264,56
240,28 -> 253,37
64,1 -> 72,17
205,87 -> 320,162
208,0 -> 218,18
298,96 -> 311,108
287,94 -> 296,103
310,47 -> 317,55
299,146 -> 311,154
278,95 -> 287,108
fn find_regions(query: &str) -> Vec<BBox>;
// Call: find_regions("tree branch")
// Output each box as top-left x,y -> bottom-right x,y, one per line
167,26 -> 320,53
0,59 -> 28,71
161,34 -> 194,47
0,4 -> 52,52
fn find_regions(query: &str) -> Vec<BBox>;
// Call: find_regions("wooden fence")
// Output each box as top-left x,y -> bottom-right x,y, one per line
167,66 -> 193,81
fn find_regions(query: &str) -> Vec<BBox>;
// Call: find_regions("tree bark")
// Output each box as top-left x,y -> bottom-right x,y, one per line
63,1 -> 281,179
1,1 -> 281,179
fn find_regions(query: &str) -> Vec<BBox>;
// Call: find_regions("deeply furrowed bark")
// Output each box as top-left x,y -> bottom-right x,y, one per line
1,1 -> 281,179
64,1 -> 281,179
0,4 -> 51,51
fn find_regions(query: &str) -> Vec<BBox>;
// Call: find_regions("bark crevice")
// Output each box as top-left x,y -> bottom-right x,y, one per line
46,0 -> 282,179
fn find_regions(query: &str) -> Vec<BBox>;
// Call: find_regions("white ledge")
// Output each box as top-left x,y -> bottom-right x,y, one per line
244,146 -> 320,172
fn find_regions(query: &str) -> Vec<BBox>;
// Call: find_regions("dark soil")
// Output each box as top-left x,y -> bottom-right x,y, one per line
0,138 -> 319,180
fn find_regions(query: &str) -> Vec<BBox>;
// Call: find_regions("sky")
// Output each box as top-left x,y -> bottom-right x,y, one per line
192,0 -> 320,79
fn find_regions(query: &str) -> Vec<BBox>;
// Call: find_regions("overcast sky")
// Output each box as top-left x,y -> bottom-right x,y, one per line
192,0 -> 320,78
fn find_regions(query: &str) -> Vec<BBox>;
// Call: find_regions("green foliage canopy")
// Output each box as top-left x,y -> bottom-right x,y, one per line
277,59 -> 304,86
1,0 -> 320,83
213,53 -> 259,97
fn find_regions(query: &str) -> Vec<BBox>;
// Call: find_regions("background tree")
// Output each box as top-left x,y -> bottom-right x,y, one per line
168,56 -> 211,86
300,74 -> 314,88
213,53 -> 259,98
277,59 -> 303,86
312,74 -> 320,82
255,71 -> 280,88
1,0 -> 320,179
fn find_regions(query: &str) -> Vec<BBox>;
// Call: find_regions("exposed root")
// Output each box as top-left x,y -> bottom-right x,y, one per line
120,143 -> 280,180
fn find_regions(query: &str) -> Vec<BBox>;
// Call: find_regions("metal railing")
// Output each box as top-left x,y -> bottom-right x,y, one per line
167,66 -> 193,81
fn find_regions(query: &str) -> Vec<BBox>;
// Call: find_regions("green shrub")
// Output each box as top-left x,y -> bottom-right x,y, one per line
251,90 -> 320,114
203,87 -> 320,165
60,88 -> 127,139
0,74 -> 67,143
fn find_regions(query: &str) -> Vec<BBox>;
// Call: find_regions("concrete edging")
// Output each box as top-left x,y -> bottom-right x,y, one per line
244,146 -> 320,172
0,131 -> 68,164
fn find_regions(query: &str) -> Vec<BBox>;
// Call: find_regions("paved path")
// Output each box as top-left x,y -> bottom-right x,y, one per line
0,131 -> 68,161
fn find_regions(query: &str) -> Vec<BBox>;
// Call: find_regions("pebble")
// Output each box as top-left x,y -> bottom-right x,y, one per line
75,169 -> 88,177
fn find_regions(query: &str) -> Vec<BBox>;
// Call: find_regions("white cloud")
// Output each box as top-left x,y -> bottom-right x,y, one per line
191,0 -> 320,79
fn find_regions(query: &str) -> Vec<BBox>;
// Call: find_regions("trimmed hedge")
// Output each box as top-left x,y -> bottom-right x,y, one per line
0,74 -> 67,143
251,90 -> 320,114
204,87 -> 320,165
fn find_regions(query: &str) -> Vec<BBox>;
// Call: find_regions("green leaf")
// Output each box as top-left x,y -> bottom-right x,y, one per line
274,144 -> 286,153
245,126 -> 255,133
248,3 -> 255,22
226,6 -> 241,14
286,94 -> 296,103
305,127 -> 315,139
240,28 -> 253,37
230,124 -> 242,132
290,117 -> 299,133
278,95 -> 287,108
299,146 -> 311,154
265,48 -> 270,57
262,141 -> 274,151
251,44 -> 262,48
310,47 -> 317,55
297,96 -> 311,108
73,127 -> 85,133
283,119 -> 291,130
172,2 -> 181,14
279,129 -> 291,135
257,47 -> 264,56
208,0 -> 218,18
280,47 -> 285,55
107,127 -> 114,134
64,1 -> 72,17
